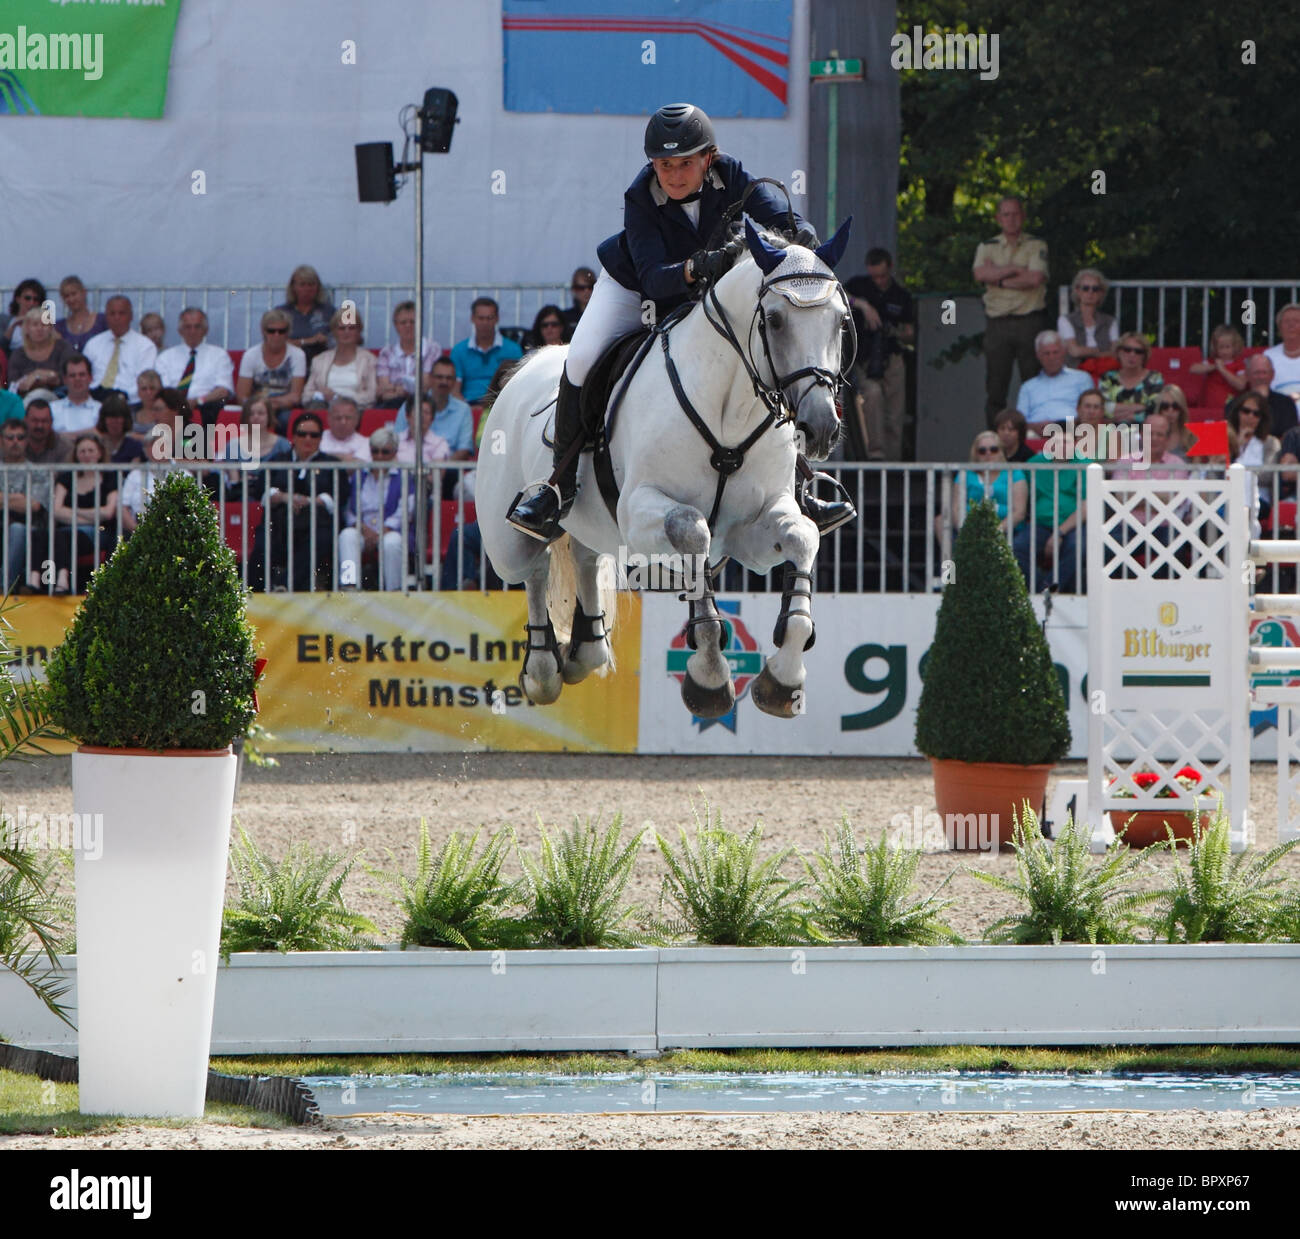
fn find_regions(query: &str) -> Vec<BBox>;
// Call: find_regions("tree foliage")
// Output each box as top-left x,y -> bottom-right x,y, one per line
896,1 -> 1300,294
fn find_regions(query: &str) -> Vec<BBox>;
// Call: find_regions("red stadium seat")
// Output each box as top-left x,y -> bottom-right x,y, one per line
1243,345 -> 1267,358
359,407 -> 397,436
1188,406 -> 1223,422
1148,346 -> 1202,385
1273,500 -> 1298,534
228,349 -> 244,376
1079,355 -> 1117,381
215,408 -> 242,427
219,501 -> 263,562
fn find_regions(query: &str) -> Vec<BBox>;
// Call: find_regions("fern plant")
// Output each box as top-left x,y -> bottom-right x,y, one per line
370,821 -> 529,949
221,827 -> 377,957
517,814 -> 645,948
1150,809 -> 1300,943
969,804 -> 1160,944
656,801 -> 817,946
805,817 -> 962,945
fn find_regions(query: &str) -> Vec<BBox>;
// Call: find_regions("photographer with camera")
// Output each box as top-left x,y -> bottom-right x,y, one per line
846,248 -> 914,461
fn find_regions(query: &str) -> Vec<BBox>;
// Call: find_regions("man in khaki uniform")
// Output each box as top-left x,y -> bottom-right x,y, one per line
973,197 -> 1049,422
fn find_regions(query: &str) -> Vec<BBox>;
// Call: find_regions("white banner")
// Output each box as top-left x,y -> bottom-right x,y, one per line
636,592 -> 1094,758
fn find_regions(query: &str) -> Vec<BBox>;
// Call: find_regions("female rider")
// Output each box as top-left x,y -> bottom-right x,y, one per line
507,102 -> 854,542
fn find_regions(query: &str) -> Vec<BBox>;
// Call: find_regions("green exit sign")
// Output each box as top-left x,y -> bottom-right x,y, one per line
810,57 -> 863,79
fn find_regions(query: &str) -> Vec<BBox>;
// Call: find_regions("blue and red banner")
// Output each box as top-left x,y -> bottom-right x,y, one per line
503,0 -> 791,117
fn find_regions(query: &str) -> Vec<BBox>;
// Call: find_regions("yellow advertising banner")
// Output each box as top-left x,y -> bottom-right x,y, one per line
3,593 -> 641,754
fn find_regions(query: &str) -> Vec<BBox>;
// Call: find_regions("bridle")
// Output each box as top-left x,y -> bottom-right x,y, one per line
657,244 -> 855,532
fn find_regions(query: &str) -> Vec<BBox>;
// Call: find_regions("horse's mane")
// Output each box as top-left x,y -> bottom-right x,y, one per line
480,357 -> 528,412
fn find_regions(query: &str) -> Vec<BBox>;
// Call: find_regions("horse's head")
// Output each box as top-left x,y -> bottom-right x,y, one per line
737,216 -> 854,460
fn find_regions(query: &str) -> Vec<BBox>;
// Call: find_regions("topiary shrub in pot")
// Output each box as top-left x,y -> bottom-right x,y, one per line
914,500 -> 1071,851
45,471 -> 258,1117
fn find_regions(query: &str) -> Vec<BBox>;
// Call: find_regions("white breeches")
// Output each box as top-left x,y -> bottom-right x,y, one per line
564,268 -> 646,385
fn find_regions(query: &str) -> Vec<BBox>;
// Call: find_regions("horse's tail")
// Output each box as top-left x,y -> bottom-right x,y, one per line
544,533 -> 619,673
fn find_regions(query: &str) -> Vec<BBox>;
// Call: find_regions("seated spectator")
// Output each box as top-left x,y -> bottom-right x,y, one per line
1227,390 -> 1280,467
134,387 -> 188,437
133,369 -> 162,417
248,411 -> 338,592
449,297 -> 522,404
396,395 -> 453,468
525,304 -> 568,352
2,280 -> 46,353
1264,304 -> 1300,404
942,430 -> 1027,540
48,433 -> 118,594
139,312 -> 166,352
54,276 -> 107,352
23,399 -> 71,464
0,419 -> 49,592
1153,386 -> 1191,459
0,382 -> 25,426
395,359 -> 475,461
1190,325 -> 1247,411
7,309 -> 74,397
993,408 -> 1034,462
1110,411 -> 1192,543
83,296 -> 158,400
319,395 -> 371,462
1057,268 -> 1116,363
302,309 -> 377,408
375,300 -> 438,408
235,310 -> 307,428
1015,331 -> 1094,425
218,397 -> 291,488
278,265 -> 335,364
1242,353 -> 1298,438
1013,389 -> 1109,594
50,356 -> 101,432
155,308 -> 236,423
561,268 -> 596,333
96,394 -> 146,465
1100,333 -> 1164,422
338,427 -> 407,591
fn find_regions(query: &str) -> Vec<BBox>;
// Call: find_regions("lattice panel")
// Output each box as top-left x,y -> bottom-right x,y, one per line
1099,478 -> 1232,582
1097,707 -> 1232,813
1278,706 -> 1300,844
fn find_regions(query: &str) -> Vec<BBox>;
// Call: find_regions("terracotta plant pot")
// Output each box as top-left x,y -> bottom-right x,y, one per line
1108,808 -> 1211,849
930,758 -> 1053,851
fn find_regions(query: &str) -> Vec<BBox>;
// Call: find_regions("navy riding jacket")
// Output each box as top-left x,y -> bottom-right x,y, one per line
596,152 -> 809,319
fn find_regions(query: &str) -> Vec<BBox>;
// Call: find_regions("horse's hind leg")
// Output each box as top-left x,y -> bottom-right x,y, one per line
520,558 -> 565,705
729,501 -> 818,719
624,485 -> 734,718
562,540 -> 613,685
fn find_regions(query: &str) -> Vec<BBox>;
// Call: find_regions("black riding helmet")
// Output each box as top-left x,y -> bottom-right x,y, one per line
644,103 -> 716,159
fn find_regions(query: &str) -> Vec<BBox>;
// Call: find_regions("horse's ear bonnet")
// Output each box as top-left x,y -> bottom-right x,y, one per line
744,217 -> 786,275
813,217 -> 852,269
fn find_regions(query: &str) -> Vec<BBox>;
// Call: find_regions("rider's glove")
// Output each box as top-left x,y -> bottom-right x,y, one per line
689,246 -> 738,287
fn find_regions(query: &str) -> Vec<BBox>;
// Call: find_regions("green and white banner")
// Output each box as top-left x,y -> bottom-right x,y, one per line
0,0 -> 181,119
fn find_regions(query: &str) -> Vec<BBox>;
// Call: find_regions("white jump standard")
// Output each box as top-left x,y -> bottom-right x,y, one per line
1087,462 -> 1300,853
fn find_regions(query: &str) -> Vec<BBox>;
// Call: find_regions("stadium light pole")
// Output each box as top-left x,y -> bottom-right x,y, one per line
357,88 -> 458,588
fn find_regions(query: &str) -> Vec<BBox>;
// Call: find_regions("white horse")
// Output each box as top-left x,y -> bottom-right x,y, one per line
475,216 -> 853,719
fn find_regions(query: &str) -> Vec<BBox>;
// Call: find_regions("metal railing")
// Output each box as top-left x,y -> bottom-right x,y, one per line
67,284 -> 571,353
7,457 -> 1296,600
1056,280 -> 1300,350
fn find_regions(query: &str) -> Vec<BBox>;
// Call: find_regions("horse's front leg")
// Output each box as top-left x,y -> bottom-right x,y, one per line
729,500 -> 818,718
562,539 -> 614,685
623,484 -> 734,718
520,558 -> 564,704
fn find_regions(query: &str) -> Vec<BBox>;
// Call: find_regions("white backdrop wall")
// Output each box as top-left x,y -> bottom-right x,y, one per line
0,0 -> 811,294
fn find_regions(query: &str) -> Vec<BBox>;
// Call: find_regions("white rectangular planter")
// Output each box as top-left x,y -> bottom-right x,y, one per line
656,945 -> 1300,1047
5,944 -> 1300,1055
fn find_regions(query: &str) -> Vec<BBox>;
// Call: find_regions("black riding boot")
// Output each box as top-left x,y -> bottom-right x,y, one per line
796,454 -> 857,535
507,369 -> 585,543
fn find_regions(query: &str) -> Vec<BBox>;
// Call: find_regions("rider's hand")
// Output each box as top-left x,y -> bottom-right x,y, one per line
689,247 -> 737,287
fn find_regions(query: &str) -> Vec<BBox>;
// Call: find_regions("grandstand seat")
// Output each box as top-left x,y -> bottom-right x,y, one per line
1271,500 -> 1298,535
1148,346 -> 1202,390
216,408 -> 242,427
228,349 -> 244,376
430,500 -> 477,560
359,407 -> 397,436
1188,406 -> 1223,422
1025,433 -> 1048,455
1243,345 -> 1267,358
219,501 -> 264,561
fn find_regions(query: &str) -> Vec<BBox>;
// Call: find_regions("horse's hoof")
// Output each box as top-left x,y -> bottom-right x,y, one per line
682,671 -> 735,719
520,666 -> 562,706
750,665 -> 803,719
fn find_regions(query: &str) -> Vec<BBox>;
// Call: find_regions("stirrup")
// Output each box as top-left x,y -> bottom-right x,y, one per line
507,480 -> 567,542
797,471 -> 857,534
